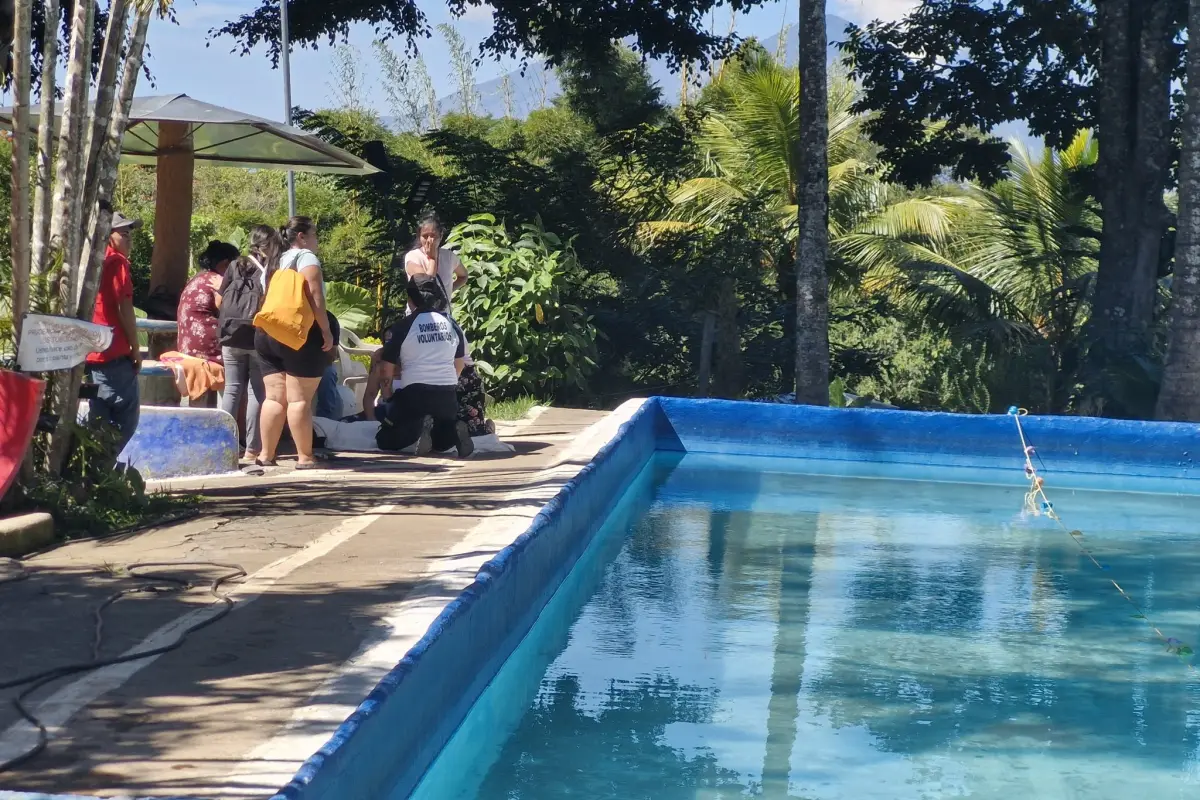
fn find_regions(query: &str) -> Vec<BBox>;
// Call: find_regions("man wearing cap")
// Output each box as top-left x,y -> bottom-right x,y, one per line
86,211 -> 143,453
375,273 -> 474,458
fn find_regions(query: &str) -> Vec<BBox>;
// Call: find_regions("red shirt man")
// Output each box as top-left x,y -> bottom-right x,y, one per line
89,213 -> 142,368
85,211 -> 144,457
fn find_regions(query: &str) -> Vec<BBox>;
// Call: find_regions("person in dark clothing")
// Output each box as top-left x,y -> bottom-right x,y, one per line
376,274 -> 474,458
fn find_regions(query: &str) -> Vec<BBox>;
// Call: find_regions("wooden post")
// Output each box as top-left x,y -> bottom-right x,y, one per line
698,311 -> 716,397
148,121 -> 194,304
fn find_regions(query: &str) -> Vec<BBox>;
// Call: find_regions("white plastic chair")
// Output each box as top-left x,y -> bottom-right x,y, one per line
336,329 -> 382,416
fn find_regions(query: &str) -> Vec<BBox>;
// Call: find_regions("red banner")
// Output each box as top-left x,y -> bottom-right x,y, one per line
0,370 -> 46,498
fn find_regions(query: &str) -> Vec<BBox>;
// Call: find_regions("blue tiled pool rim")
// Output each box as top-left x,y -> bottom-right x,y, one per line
7,398 -> 1200,800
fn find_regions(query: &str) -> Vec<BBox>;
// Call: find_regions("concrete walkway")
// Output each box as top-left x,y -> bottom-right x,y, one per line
0,407 -> 610,799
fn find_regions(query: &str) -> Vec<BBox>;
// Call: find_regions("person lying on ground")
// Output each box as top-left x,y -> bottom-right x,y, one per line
375,273 -> 474,458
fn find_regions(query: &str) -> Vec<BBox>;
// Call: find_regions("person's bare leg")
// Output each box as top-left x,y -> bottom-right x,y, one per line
286,374 -> 322,465
362,351 -> 383,421
258,372 -> 288,463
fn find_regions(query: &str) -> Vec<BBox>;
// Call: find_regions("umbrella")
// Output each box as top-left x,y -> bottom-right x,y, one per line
0,93 -> 380,175
1,94 -> 381,314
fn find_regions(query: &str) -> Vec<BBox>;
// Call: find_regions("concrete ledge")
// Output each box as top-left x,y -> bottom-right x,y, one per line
119,406 -> 239,480
0,513 -> 55,558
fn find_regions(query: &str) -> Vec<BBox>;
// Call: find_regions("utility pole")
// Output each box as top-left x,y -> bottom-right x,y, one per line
280,0 -> 297,217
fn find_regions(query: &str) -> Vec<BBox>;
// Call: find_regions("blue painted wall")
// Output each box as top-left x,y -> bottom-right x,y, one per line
119,406 -> 239,480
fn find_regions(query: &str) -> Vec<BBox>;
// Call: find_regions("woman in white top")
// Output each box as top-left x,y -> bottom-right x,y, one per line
404,212 -> 467,305
254,216 -> 338,469
402,212 -> 494,436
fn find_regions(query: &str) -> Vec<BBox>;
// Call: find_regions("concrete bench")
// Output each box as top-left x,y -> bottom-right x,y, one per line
118,406 -> 239,479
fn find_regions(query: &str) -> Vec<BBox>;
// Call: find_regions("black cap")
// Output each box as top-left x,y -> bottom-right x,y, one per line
407,273 -> 448,312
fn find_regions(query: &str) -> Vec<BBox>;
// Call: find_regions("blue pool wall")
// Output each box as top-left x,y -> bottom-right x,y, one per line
271,399 -> 1200,800
655,398 -> 1200,494
6,399 -> 1200,800
275,398 -> 1200,800
270,398 -> 662,800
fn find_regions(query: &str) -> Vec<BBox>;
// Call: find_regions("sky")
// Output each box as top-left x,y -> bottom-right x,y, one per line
130,0 -> 920,121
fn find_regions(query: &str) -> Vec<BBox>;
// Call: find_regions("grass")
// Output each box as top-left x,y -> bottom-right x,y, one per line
489,395 -> 543,421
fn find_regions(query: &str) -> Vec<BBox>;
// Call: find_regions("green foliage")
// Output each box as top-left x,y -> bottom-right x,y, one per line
325,281 -> 375,334
489,395 -> 542,421
841,0 -> 1107,187
557,44 -> 667,136
447,214 -> 598,399
215,0 -> 768,72
15,422 -> 197,537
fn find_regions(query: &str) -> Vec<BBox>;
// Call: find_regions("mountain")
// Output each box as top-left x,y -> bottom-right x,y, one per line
432,15 -> 851,122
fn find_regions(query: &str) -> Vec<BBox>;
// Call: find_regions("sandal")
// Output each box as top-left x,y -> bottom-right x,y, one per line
255,458 -> 277,468
294,461 -> 320,471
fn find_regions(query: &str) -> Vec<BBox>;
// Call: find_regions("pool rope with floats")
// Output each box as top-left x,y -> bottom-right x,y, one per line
1007,406 -> 1197,673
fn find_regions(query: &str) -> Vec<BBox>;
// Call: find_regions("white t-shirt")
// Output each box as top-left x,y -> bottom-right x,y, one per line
404,247 -> 460,305
381,310 -> 465,389
280,248 -> 323,291
403,246 -> 474,366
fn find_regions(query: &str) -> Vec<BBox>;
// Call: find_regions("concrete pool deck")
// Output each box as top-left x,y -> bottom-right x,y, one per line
0,406 -> 612,799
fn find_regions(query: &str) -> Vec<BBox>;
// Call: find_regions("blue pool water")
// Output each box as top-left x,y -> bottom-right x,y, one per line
405,452 -> 1200,799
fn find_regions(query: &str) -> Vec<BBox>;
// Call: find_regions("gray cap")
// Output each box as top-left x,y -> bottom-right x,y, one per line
111,211 -> 143,232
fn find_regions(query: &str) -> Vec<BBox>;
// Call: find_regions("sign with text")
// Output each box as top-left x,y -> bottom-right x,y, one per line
17,314 -> 112,372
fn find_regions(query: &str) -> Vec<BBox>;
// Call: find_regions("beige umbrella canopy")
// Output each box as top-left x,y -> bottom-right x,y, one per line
0,94 -> 379,301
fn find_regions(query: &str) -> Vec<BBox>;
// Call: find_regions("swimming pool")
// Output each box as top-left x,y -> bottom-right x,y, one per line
408,452 -> 1200,798
274,399 -> 1200,800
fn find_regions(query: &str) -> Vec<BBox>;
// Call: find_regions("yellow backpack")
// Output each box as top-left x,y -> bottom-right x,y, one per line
253,266 -> 314,350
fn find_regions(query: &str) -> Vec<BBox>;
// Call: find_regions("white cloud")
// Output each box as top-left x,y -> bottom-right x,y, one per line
831,0 -> 920,23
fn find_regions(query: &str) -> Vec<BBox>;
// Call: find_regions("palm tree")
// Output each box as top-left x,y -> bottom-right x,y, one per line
850,132 -> 1101,412
1158,0 -> 1200,421
643,47 -> 956,400
795,0 -> 830,405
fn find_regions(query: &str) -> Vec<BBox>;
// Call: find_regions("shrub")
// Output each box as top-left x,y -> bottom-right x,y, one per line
447,214 -> 598,399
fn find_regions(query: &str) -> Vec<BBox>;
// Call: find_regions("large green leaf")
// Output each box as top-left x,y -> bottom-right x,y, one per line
325,281 -> 374,334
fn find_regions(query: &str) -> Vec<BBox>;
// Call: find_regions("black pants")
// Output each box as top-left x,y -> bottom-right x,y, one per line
376,383 -> 458,452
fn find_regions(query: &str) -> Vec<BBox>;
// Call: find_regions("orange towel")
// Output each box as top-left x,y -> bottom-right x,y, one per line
158,351 -> 225,400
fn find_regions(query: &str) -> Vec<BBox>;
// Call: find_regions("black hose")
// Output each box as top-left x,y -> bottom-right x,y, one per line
0,561 -> 246,774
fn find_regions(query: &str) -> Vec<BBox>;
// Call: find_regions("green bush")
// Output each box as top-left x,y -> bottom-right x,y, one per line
447,214 -> 598,399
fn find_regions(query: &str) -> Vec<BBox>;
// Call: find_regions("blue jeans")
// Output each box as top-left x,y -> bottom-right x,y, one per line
316,364 -> 341,419
88,357 -> 140,456
220,346 -> 264,454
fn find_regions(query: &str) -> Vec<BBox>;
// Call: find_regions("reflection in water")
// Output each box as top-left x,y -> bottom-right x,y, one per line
409,454 -> 1200,800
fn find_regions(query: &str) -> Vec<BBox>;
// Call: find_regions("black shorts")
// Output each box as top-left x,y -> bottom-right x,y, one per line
255,312 -> 339,379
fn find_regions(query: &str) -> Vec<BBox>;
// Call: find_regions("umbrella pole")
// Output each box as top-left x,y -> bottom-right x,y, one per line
148,120 -> 194,352
281,0 -> 297,217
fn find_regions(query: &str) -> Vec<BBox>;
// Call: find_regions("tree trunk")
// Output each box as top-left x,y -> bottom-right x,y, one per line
712,276 -> 742,398
49,2 -> 153,474
78,1 -> 152,321
794,0 -> 830,406
1086,0 -> 1174,413
73,0 -> 130,312
30,0 -> 60,281
47,0 -> 95,308
9,0 -> 33,344
1157,0 -> 1200,421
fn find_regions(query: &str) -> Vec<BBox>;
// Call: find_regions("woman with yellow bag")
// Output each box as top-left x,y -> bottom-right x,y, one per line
253,216 -> 339,470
